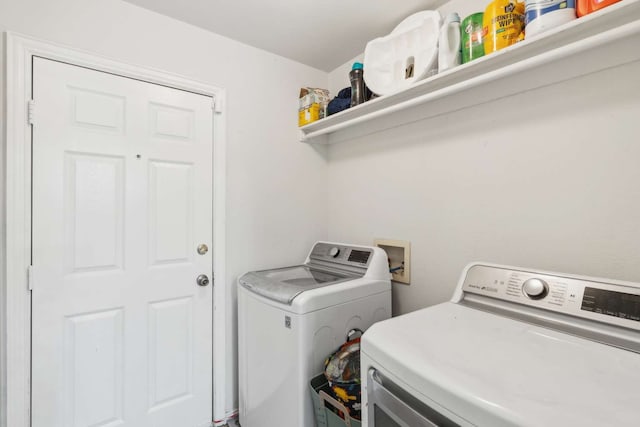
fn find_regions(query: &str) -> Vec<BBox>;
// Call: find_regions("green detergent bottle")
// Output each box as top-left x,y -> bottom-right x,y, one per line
461,13 -> 486,64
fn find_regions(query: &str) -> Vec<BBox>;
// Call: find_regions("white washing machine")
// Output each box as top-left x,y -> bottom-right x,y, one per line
238,241 -> 392,427
361,263 -> 640,426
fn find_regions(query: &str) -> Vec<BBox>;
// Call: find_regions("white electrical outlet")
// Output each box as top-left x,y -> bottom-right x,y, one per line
374,239 -> 411,285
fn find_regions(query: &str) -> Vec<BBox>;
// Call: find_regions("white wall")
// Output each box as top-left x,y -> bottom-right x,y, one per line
0,0 -> 329,421
326,0 -> 640,315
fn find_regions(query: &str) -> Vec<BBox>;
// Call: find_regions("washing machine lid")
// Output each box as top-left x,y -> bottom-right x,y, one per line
239,265 -> 358,304
362,302 -> 640,427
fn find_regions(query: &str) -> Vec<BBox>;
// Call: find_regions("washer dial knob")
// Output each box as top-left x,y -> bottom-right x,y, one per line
522,278 -> 549,299
328,247 -> 340,258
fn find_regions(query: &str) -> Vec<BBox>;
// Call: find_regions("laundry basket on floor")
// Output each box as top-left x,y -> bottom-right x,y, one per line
310,373 -> 361,427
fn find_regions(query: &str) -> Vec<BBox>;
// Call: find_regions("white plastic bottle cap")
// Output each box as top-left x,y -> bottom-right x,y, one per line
445,12 -> 461,24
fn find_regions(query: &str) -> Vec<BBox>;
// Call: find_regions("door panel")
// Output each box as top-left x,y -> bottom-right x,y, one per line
148,297 -> 193,409
64,308 -> 125,427
149,102 -> 195,140
70,87 -> 126,132
31,57 -> 213,427
65,152 -> 125,272
148,161 -> 194,265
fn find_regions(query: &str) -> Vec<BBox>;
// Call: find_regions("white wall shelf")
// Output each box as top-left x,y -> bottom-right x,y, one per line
300,0 -> 640,144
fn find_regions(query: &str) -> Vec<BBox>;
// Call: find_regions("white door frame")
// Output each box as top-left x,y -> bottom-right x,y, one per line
2,32 -> 228,427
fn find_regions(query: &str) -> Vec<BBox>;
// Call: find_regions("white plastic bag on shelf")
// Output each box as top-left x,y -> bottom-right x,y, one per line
364,10 -> 442,96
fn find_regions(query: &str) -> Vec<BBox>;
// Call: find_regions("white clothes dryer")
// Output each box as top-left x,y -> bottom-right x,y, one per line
361,263 -> 640,427
238,242 -> 392,427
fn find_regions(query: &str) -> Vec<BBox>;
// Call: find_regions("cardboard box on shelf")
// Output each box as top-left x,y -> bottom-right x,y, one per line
299,87 -> 330,127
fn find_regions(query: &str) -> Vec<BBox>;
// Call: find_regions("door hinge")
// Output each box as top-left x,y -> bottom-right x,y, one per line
27,265 -> 35,291
212,95 -> 223,114
28,99 -> 35,126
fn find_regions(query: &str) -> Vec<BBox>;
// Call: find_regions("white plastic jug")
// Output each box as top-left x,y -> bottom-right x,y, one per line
438,13 -> 462,73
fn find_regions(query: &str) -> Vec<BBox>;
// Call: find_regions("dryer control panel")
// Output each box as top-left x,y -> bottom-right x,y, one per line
460,264 -> 640,332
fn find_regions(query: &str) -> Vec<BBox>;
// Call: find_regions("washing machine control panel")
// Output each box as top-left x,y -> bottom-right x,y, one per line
461,264 -> 640,331
308,242 -> 374,274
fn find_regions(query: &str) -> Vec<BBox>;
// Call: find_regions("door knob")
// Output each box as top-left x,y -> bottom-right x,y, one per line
196,274 -> 210,287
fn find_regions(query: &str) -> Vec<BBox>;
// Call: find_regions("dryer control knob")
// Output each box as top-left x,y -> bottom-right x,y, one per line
522,278 -> 548,299
328,247 -> 340,258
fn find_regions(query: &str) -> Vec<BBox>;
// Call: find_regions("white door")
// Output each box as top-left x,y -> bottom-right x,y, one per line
31,57 -> 213,427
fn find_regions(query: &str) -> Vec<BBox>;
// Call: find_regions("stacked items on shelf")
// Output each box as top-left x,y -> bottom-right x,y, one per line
297,0 -> 626,131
